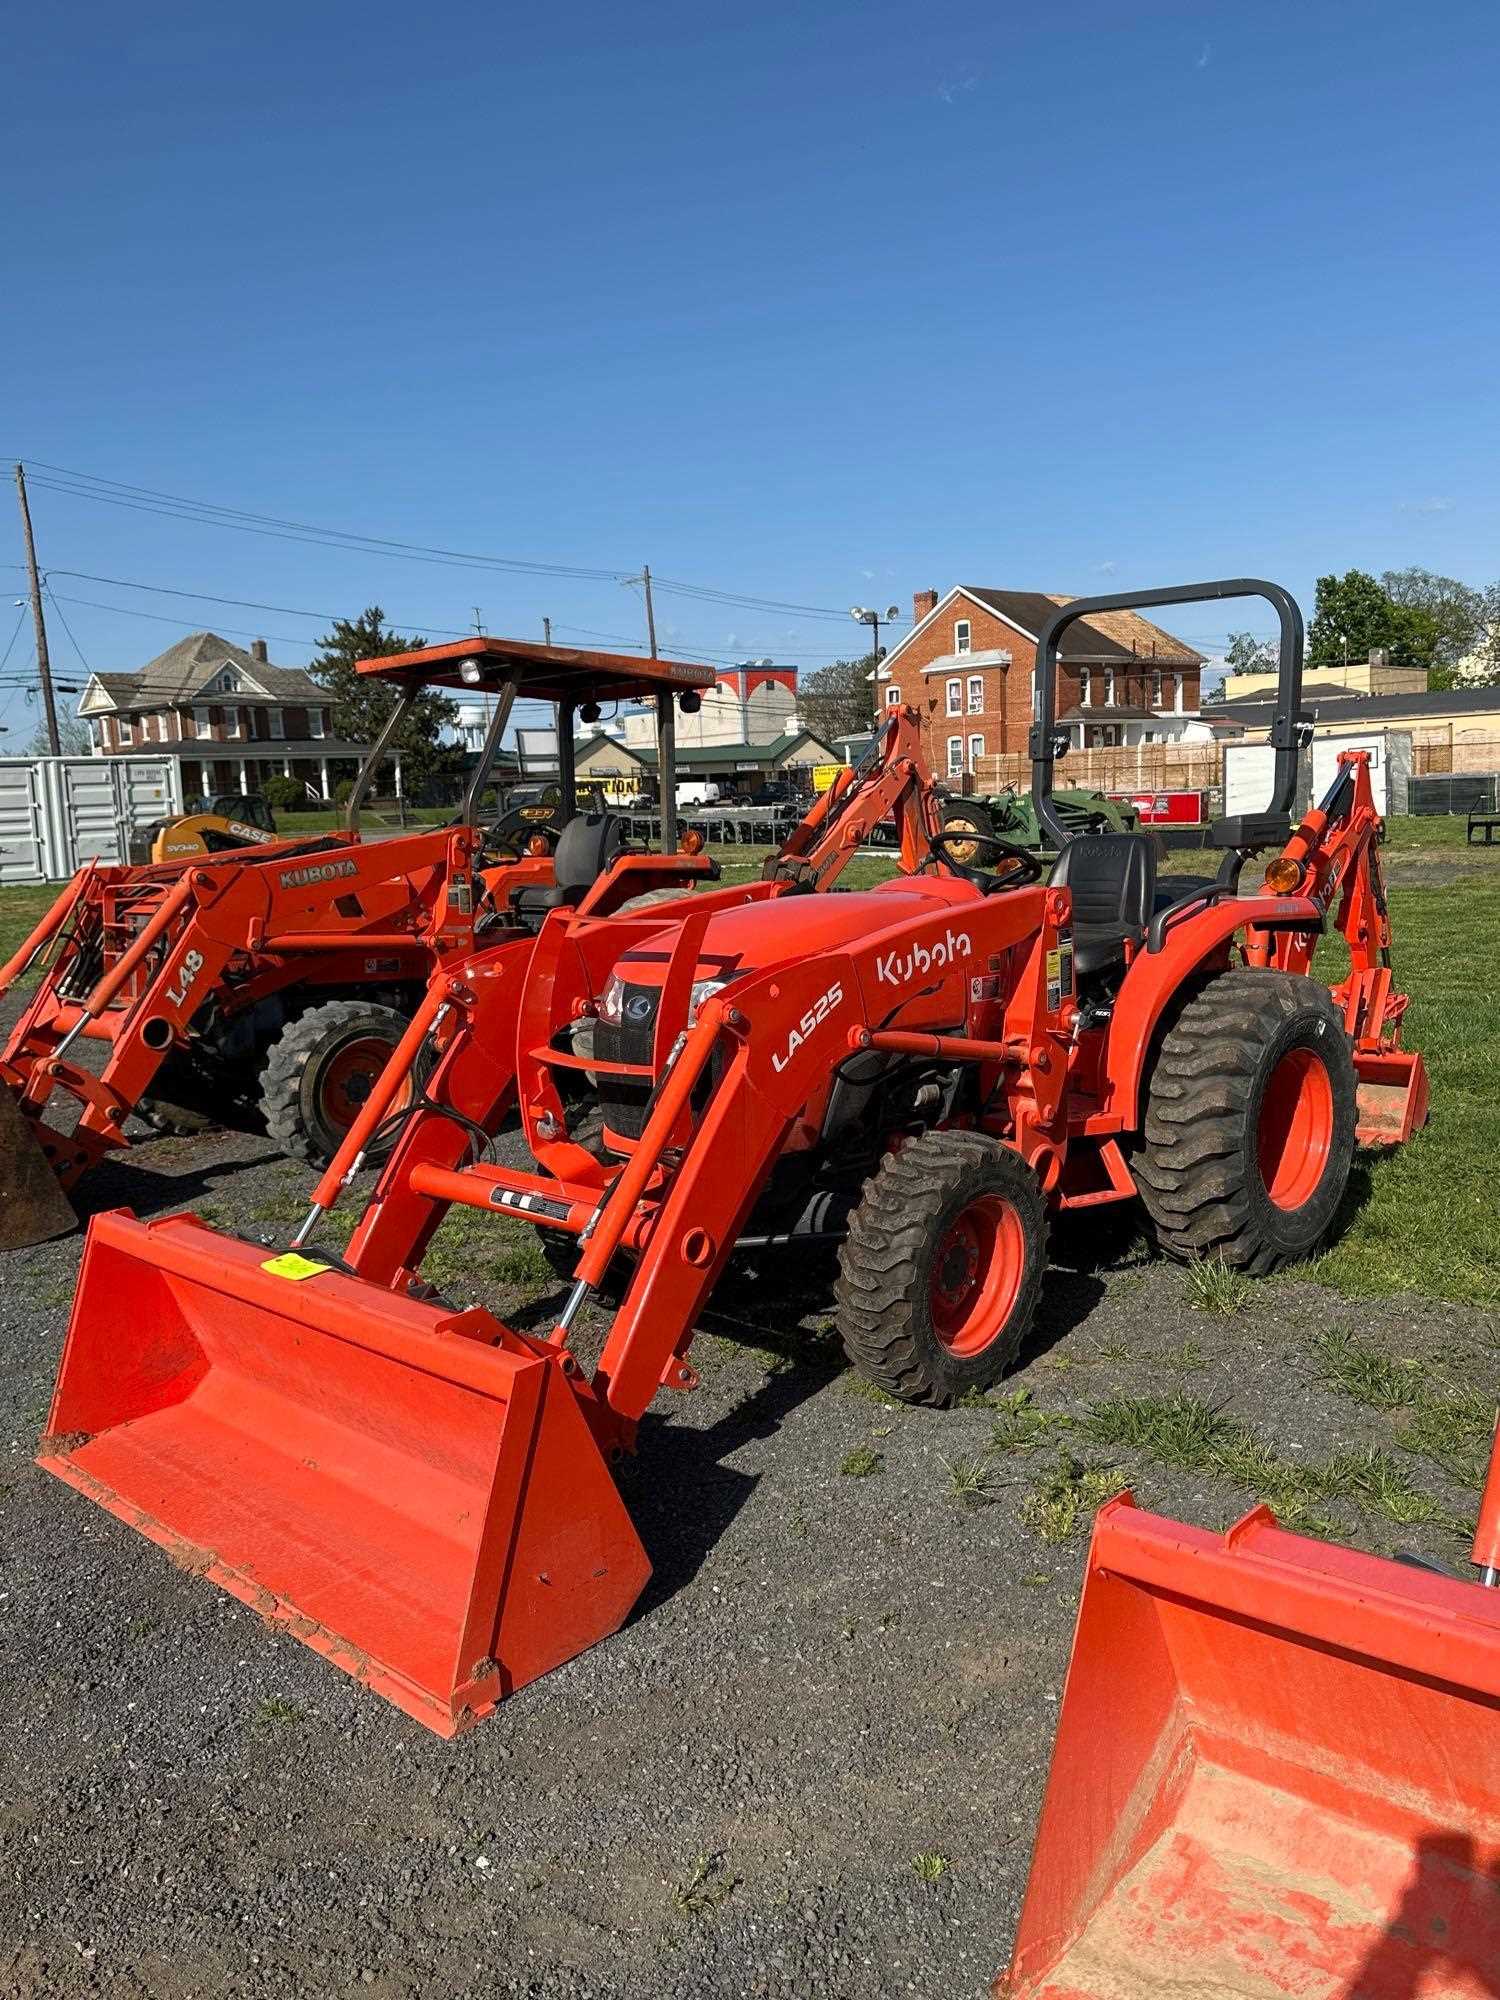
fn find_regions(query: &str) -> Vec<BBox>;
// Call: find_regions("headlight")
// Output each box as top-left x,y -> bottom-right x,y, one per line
688,977 -> 730,1025
598,973 -> 627,1025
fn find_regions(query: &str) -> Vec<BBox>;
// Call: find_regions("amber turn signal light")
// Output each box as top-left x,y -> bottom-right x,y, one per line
1263,857 -> 1302,894
680,828 -> 706,855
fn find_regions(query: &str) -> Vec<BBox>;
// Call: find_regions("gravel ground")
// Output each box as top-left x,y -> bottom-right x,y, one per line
1,1101 -> 1495,1999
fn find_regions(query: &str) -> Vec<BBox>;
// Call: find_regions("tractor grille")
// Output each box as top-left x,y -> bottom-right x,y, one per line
592,983 -> 658,1138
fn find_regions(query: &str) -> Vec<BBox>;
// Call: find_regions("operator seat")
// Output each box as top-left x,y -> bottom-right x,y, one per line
510,811 -> 626,925
1047,832 -> 1157,978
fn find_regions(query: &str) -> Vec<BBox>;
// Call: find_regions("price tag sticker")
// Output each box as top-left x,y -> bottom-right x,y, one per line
261,1252 -> 332,1281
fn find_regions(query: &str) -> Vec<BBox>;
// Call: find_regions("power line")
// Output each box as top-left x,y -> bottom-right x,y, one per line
44,586 -> 92,673
14,455 -> 855,618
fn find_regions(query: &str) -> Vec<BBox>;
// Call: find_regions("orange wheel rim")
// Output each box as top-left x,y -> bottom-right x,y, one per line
929,1194 -> 1026,1356
1257,1047 -> 1334,1210
318,1035 -> 408,1134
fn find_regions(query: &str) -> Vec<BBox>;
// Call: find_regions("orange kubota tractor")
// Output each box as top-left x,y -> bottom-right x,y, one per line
40,581 -> 1432,1740
0,638 -> 716,1249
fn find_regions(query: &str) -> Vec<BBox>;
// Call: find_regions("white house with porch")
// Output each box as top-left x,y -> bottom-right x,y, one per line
77,632 -> 372,802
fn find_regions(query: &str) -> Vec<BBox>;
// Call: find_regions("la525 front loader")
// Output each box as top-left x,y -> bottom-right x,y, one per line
41,582 -> 1432,1737
0,638 -> 715,1249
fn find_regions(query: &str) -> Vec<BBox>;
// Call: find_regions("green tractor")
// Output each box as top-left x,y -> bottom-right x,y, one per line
940,784 -> 1141,865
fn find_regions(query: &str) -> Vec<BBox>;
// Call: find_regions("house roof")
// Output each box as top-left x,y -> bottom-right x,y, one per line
884,587 -> 1204,671
1201,685 -> 1500,727
575,729 -> 836,770
79,632 -> 322,712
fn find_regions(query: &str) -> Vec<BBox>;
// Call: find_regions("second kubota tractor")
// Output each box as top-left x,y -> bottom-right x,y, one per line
41,580 -> 1430,1736
0,639 -> 717,1249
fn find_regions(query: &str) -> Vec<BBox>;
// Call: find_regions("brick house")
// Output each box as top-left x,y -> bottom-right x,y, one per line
877,588 -> 1207,781
77,632 -> 367,801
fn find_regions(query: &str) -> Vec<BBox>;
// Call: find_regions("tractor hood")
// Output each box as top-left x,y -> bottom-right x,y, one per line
606,878 -> 976,1000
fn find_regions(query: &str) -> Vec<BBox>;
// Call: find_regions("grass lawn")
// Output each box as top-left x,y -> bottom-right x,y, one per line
4,820 -> 1494,1306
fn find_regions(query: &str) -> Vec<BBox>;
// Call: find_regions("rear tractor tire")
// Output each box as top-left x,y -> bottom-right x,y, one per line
834,1131 -> 1048,1407
259,1000 -> 419,1168
1135,968 -> 1356,1274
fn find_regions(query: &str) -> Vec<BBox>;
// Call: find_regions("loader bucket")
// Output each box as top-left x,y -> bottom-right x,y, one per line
0,1083 -> 78,1250
39,1211 -> 650,1736
1001,1496 -> 1500,2000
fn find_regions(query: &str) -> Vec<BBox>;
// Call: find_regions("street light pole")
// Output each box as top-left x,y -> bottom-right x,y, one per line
851,604 -> 901,722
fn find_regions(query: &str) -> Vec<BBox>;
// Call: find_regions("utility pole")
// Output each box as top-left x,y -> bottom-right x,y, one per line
14,463 -> 61,755
543,616 -> 552,648
642,564 -> 658,658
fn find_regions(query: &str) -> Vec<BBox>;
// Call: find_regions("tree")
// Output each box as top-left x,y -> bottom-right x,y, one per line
1381,568 -> 1486,673
309,607 -> 459,799
797,653 -> 880,741
1306,570 -> 1439,673
1224,631 -> 1277,677
27,713 -> 92,755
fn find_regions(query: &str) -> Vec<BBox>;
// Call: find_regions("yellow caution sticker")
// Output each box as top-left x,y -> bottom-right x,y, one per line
261,1252 -> 332,1281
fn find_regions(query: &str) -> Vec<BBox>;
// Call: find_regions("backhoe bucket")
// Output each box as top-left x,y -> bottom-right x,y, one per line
1001,1496 -> 1500,2000
0,1084 -> 78,1250
1355,1046 -> 1430,1146
39,1211 -> 650,1736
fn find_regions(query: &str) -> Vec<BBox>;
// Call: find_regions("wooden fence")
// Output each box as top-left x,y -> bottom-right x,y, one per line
971,730 -> 1500,795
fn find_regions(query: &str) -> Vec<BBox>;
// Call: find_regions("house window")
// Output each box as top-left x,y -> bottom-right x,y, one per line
193,705 -> 210,736
946,678 -> 962,717
225,707 -> 241,739
885,685 -> 901,707
270,709 -> 286,740
308,708 -> 326,739
1152,670 -> 1163,707
1079,668 -> 1091,707
968,733 -> 984,768
954,620 -> 971,656
967,675 -> 983,714
1173,674 -> 1184,713
946,735 -> 965,774
1105,671 -> 1116,707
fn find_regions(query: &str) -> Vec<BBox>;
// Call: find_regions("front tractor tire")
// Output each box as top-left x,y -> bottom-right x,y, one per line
1136,968 -> 1357,1274
834,1131 -> 1048,1407
259,1000 -> 416,1167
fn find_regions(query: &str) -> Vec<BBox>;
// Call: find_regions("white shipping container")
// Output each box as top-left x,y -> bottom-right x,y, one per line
0,756 -> 182,884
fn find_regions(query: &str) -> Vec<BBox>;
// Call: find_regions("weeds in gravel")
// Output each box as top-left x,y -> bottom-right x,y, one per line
1185,1257 -> 1251,1315
845,1375 -> 902,1408
945,1455 -> 1002,1507
987,1388 -> 1063,1456
673,1852 -> 738,1916
1021,1454 -> 1125,1543
1314,1331 -> 1493,1486
1077,1393 -> 1464,1536
841,1446 -> 883,1478
1315,1330 -> 1423,1407
1159,1335 -> 1205,1372
912,1853 -> 949,1886
254,1695 -> 305,1728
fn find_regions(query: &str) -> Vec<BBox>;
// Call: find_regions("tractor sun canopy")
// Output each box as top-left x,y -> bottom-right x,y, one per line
355,637 -> 717,849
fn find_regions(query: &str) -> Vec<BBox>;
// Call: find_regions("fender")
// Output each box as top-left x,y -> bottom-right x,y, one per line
1102,893 -> 1323,1127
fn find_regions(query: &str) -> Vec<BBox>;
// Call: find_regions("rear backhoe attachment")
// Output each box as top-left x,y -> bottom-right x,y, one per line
998,1429 -> 1500,2000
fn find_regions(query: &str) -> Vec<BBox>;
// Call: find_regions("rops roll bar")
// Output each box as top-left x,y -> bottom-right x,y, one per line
1027,580 -> 1306,851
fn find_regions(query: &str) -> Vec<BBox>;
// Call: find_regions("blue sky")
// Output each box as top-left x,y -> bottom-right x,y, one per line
4,0 -> 1498,737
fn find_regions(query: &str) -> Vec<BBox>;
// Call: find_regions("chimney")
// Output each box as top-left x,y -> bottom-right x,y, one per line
913,588 -> 938,623
250,638 -> 268,663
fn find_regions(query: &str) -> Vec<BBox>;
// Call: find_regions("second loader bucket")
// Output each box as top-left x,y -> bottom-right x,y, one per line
1001,1496 -> 1500,2000
0,1083 -> 79,1250
39,1211 -> 650,1735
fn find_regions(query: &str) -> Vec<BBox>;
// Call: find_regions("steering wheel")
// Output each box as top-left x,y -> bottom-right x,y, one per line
927,826 -> 1043,890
